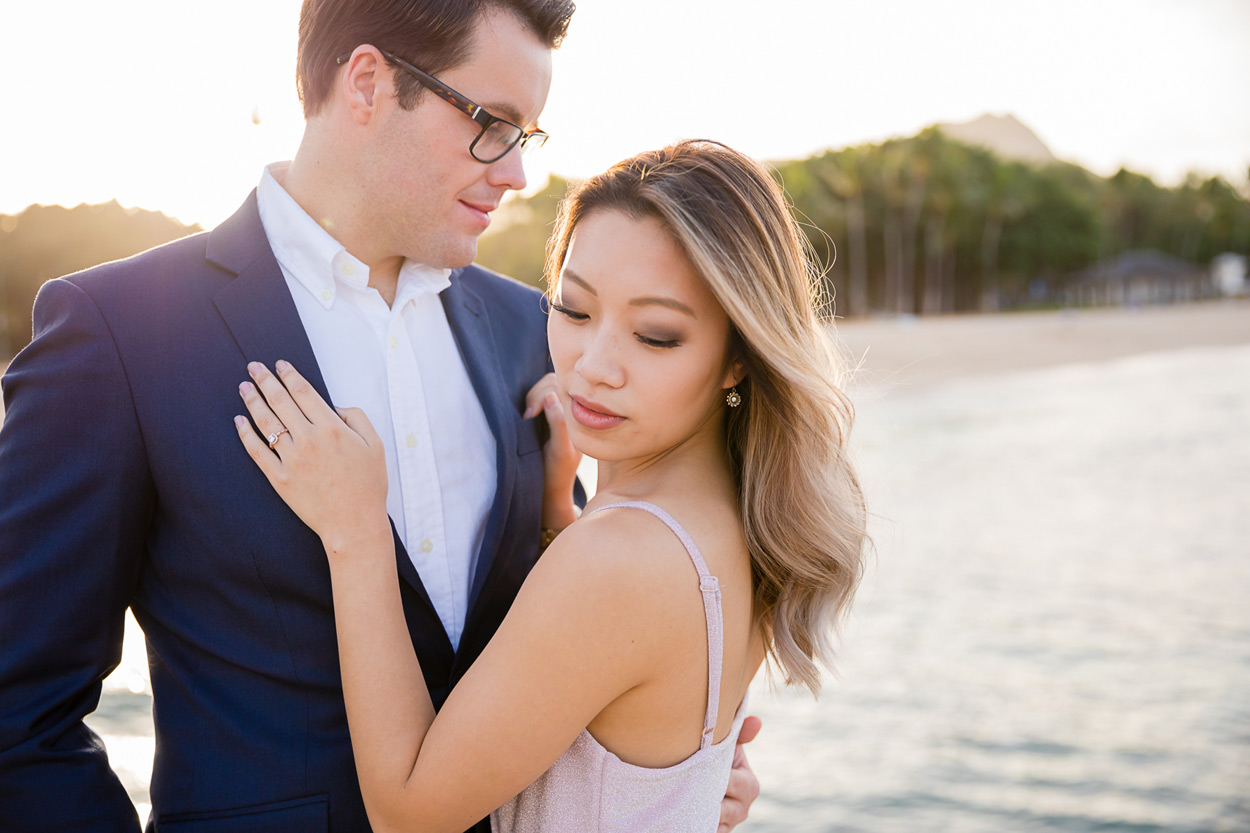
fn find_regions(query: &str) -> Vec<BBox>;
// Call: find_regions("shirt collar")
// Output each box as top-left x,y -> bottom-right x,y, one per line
396,258 -> 453,304
257,162 -> 452,310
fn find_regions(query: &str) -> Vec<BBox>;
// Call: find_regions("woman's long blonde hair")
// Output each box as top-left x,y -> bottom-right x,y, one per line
545,140 -> 868,694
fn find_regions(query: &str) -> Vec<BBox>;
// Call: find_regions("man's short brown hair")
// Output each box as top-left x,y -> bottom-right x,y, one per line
297,0 -> 575,118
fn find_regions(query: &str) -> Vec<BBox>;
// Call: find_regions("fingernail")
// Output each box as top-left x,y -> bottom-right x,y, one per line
247,361 -> 262,375
239,382 -> 252,395
276,360 -> 291,373
523,407 -> 535,419
233,415 -> 246,428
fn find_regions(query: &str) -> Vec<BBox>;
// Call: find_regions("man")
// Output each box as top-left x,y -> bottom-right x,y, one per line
0,2 -> 758,831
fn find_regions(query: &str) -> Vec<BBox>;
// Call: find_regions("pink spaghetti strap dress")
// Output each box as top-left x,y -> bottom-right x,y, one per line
491,501 -> 748,833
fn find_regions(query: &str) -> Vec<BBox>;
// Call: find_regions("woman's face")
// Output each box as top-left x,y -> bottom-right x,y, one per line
548,208 -> 740,464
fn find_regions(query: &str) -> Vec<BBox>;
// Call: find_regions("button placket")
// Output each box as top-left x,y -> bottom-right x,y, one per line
386,305 -> 454,639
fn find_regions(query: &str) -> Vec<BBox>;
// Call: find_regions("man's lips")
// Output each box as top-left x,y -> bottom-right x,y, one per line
459,199 -> 498,227
569,395 -> 625,430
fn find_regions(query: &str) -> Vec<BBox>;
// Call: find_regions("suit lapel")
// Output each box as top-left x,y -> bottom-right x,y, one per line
208,191 -> 331,404
440,274 -> 517,614
206,192 -> 439,617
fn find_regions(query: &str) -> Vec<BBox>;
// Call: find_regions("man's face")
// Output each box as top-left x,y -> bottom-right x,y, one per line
366,9 -> 553,269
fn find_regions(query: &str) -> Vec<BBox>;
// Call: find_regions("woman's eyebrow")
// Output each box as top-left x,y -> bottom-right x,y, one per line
563,270 -> 695,317
563,270 -> 596,295
629,296 -> 695,317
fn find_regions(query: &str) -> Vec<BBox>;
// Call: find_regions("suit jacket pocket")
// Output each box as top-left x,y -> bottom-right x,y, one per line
156,794 -> 327,833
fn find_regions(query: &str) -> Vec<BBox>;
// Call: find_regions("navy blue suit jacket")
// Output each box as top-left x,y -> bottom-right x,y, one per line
0,193 -> 552,832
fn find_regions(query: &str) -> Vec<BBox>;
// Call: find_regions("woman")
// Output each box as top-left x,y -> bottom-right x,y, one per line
234,140 -> 867,832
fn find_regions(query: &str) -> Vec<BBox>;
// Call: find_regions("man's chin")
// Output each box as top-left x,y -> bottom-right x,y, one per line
420,238 -> 479,270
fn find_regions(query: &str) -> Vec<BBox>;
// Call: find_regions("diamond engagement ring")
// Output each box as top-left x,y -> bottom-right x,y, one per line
266,428 -> 290,449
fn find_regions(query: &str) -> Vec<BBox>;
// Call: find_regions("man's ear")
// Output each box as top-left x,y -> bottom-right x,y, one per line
341,46 -> 387,125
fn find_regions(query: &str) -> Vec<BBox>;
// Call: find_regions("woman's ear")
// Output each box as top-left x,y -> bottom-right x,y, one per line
722,358 -> 746,390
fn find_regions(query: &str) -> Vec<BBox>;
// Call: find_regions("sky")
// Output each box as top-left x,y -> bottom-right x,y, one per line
2,0 -> 1247,228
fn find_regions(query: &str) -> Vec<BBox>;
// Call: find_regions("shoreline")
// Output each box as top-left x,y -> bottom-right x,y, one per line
832,299 -> 1250,397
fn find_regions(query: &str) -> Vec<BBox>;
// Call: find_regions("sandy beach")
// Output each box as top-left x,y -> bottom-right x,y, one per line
832,299 -> 1250,396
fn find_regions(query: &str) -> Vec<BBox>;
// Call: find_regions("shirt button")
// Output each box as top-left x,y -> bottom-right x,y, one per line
406,434 -> 418,448
320,290 -> 332,301
420,539 -> 433,553
390,336 -> 399,349
342,261 -> 356,276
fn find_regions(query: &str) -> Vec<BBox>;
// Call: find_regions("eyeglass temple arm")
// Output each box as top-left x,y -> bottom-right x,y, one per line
381,50 -> 486,122
337,49 -> 542,142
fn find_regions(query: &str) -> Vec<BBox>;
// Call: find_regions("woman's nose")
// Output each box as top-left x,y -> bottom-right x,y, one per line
574,328 -> 626,389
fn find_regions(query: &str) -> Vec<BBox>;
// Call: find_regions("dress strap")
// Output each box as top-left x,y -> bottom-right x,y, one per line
590,501 -> 723,752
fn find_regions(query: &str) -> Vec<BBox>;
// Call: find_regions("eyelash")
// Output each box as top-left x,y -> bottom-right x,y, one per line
549,301 -> 587,321
550,303 -> 681,349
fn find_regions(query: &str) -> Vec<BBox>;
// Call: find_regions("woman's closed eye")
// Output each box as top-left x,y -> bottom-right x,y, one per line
550,301 -> 588,321
552,301 -> 682,349
636,333 -> 681,349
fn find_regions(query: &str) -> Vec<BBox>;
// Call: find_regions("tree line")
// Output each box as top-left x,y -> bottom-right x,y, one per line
0,202 -> 201,359
3,128 -> 1247,360
479,128 -> 1250,316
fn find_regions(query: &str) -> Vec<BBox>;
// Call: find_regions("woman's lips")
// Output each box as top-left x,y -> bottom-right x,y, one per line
569,396 -> 625,430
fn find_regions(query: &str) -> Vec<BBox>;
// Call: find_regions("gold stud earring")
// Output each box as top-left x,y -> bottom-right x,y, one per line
726,387 -> 742,408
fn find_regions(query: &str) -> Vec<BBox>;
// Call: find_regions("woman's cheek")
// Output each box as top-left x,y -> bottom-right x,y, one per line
547,319 -> 576,378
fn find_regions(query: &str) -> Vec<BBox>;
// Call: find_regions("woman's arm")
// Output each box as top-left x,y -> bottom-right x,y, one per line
234,362 -> 659,833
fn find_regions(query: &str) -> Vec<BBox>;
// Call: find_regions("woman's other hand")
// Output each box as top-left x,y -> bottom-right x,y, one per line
235,361 -> 390,552
523,372 -> 581,532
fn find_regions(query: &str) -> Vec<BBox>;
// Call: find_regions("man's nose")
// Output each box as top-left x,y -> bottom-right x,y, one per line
487,144 -> 527,192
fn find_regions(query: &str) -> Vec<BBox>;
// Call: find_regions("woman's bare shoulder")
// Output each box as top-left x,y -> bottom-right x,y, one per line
534,503 -> 708,608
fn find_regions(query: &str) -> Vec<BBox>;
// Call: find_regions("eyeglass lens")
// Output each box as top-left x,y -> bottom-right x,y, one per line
473,122 -> 547,163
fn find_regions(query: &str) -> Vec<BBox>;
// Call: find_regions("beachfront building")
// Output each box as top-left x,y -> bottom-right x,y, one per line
1065,250 -> 1217,307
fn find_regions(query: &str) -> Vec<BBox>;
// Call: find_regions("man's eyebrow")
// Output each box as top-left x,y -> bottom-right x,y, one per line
481,101 -> 532,129
563,270 -> 696,318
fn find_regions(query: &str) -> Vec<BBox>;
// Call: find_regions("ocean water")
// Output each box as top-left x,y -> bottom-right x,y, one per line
741,344 -> 1250,832
90,344 -> 1250,830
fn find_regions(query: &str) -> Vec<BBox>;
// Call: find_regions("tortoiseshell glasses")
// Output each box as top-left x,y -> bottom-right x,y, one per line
337,49 -> 548,163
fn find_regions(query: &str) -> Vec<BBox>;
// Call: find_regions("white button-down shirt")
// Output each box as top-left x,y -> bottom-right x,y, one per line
257,162 -> 496,649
